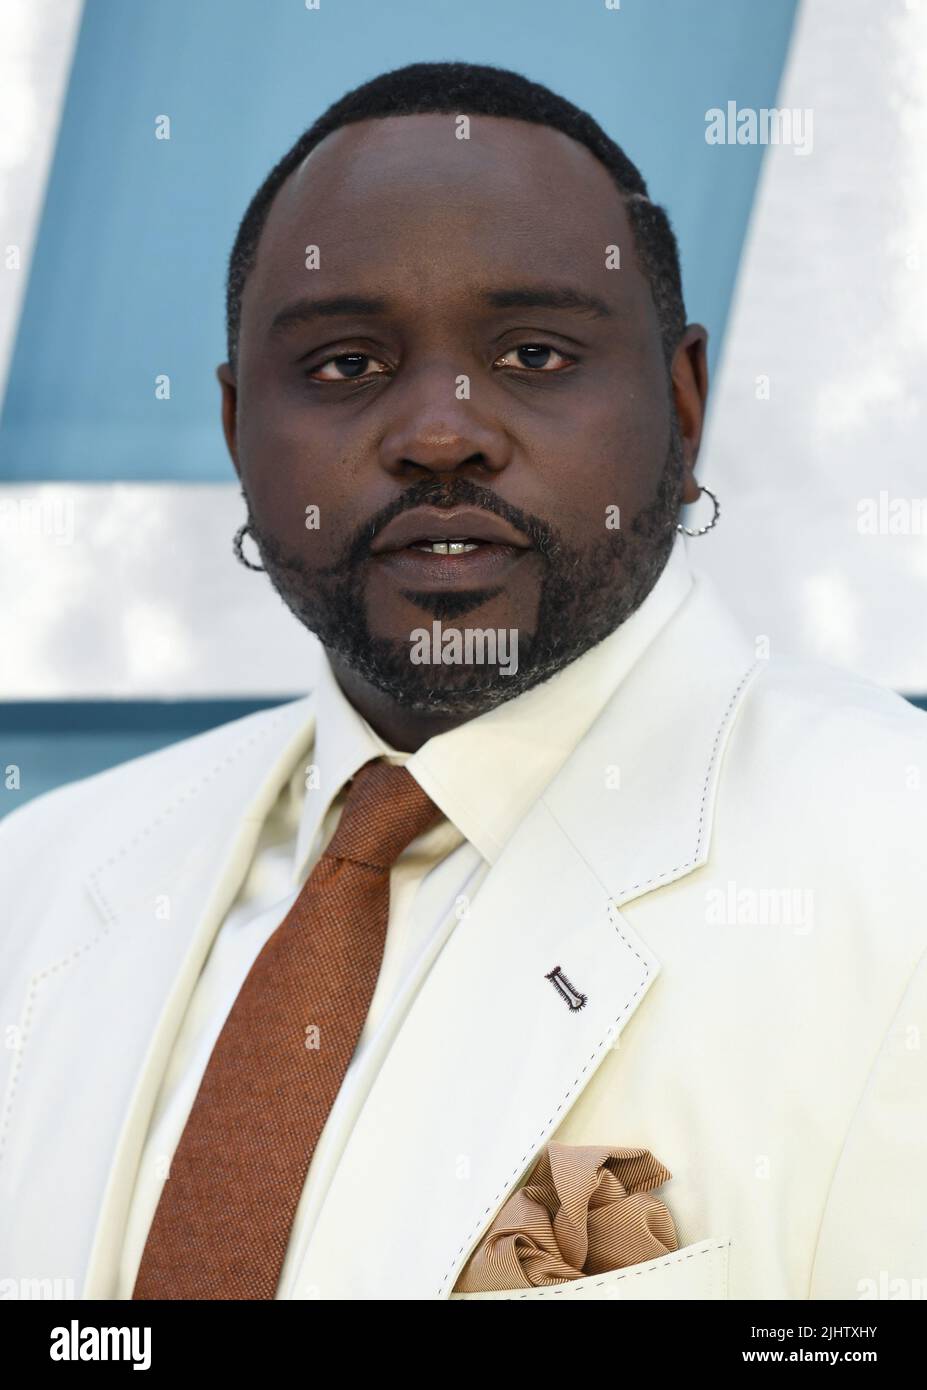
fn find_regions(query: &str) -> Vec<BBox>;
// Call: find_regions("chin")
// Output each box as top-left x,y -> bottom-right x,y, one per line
342,648 -> 538,717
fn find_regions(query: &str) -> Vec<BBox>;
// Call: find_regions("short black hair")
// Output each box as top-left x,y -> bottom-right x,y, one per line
224,60 -> 687,372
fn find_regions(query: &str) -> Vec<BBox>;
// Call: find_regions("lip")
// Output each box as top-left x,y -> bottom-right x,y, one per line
369,505 -> 531,554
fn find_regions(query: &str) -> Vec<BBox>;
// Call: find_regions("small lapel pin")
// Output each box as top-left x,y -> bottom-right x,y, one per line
545,965 -> 588,1011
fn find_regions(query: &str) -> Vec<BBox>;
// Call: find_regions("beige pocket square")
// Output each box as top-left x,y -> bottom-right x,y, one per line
453,1143 -> 679,1294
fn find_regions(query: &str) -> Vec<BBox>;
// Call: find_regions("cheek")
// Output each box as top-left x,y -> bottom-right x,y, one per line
528,393 -> 670,544
236,387 -> 348,550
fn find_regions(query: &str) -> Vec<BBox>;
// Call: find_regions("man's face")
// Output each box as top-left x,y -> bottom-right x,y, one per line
220,114 -> 706,716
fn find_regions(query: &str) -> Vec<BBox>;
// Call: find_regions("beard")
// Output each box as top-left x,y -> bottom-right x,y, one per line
245,416 -> 686,717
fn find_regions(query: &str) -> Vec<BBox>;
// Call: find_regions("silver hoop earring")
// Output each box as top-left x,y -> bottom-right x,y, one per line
234,521 -> 265,571
676,484 -> 720,537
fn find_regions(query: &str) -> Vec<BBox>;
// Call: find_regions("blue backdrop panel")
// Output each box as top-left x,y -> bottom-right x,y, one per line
0,700 -> 286,817
0,0 -> 800,481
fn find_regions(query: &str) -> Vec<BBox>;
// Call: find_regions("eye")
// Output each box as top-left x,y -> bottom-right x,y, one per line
493,343 -> 574,372
307,352 -> 390,382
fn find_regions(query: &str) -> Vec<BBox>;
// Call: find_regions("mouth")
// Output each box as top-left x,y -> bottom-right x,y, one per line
371,538 -> 530,588
367,504 -> 533,590
407,537 -> 486,555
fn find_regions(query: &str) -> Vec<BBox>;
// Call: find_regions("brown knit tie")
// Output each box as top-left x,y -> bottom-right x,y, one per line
132,757 -> 445,1300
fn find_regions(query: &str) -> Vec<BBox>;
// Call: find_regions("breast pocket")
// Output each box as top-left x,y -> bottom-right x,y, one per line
448,1237 -> 731,1300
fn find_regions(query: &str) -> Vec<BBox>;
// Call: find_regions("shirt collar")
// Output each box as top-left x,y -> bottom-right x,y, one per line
292,531 -> 694,877
291,651 -> 408,882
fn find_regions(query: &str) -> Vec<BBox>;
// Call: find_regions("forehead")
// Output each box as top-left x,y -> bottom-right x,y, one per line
247,114 -> 644,313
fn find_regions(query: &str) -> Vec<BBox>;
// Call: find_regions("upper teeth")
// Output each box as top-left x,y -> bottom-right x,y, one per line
412,538 -> 481,554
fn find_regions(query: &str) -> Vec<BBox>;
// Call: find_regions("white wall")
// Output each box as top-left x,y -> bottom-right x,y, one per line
697,0 -> 927,692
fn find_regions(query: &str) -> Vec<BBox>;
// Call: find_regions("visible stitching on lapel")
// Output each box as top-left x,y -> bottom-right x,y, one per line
438,661 -> 759,1297
87,707 -> 299,924
436,899 -> 652,1296
1,976 -> 38,1167
612,660 -> 760,899
0,951 -> 95,1167
490,1239 -> 732,1299
0,707 -> 300,1169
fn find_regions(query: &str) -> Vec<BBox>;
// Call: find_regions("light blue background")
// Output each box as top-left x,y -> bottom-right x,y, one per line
0,0 -> 800,482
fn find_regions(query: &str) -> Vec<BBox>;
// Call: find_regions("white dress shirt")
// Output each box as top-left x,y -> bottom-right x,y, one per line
117,535 -> 694,1298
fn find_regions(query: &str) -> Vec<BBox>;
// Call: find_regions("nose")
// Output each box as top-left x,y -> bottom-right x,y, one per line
378,361 -> 510,480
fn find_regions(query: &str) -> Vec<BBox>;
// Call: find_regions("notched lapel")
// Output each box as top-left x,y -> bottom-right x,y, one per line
540,578 -> 763,907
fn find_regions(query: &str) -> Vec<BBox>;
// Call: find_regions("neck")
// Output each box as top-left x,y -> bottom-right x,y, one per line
326,654 -> 480,752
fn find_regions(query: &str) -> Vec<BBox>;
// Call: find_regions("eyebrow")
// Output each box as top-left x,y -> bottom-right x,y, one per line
268,295 -> 389,339
267,284 -> 614,339
481,286 -> 613,319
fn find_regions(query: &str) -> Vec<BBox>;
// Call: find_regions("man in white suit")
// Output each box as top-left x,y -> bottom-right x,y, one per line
2,61 -> 926,1302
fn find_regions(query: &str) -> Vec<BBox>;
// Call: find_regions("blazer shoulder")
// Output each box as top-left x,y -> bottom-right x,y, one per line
736,653 -> 927,762
0,694 -> 316,854
746,651 -> 925,722
710,655 -> 927,976
724,653 -> 927,849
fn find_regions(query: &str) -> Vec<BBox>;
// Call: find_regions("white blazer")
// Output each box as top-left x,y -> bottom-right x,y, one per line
2,567 -> 926,1301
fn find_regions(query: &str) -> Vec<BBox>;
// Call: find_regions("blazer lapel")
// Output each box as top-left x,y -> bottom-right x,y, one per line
74,697 -> 318,1297
292,570 -> 762,1299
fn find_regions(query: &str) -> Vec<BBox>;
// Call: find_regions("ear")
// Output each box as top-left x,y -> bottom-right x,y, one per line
670,325 -> 709,505
216,362 -> 241,480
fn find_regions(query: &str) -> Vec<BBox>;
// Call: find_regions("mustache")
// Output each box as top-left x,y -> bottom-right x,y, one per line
328,476 -> 563,576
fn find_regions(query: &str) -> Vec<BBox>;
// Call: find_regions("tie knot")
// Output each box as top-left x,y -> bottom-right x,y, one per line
323,759 -> 445,869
